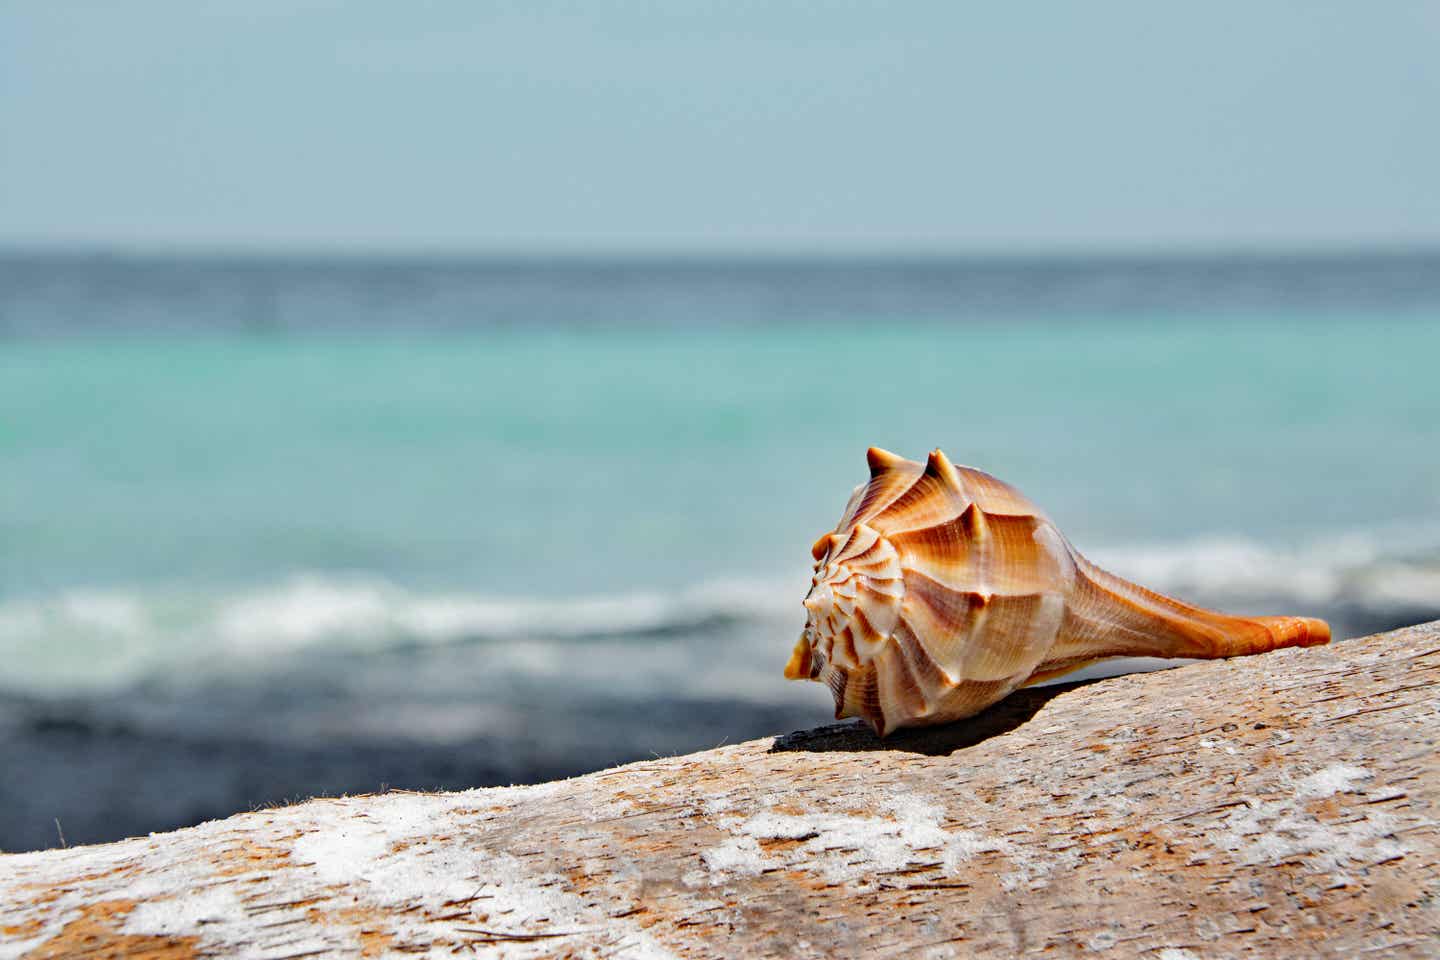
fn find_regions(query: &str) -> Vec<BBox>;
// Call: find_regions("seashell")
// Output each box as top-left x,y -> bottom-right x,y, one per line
784,447 -> 1331,736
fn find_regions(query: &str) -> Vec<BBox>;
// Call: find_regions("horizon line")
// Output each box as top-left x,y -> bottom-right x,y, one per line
5,240 -> 1440,266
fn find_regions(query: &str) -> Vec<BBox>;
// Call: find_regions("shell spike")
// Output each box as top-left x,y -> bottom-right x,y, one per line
811,532 -> 838,561
866,446 -> 907,478
924,448 -> 964,492
783,633 -> 813,680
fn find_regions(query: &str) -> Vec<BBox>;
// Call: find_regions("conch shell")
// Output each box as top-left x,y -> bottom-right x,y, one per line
785,447 -> 1330,736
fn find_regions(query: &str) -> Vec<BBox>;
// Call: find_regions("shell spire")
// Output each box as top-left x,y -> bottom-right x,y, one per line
788,448 -> 1330,736
867,445 -> 909,476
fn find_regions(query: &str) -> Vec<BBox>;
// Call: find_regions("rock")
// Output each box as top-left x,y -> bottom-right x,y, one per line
3,621 -> 1438,959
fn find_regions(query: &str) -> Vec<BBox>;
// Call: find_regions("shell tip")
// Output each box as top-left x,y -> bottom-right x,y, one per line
783,634 -> 812,680
866,446 -> 905,477
924,448 -> 962,487
810,532 -> 837,561
1255,615 -> 1332,648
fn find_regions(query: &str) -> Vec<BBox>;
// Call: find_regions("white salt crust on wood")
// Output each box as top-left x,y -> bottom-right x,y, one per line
2,621 -> 1438,959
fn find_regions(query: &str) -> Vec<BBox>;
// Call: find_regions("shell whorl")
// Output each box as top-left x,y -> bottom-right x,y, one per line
785,447 -> 1331,736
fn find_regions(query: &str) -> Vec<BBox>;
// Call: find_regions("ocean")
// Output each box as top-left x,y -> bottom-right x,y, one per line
2,251 -> 1438,852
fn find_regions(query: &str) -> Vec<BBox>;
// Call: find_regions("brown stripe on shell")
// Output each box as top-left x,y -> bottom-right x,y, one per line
867,468 -> 967,536
811,532 -> 838,562
817,623 -> 847,669
847,600 -> 893,661
858,575 -> 904,597
832,663 -> 883,726
896,569 -> 985,680
840,558 -> 898,581
874,643 -> 928,734
845,554 -> 899,578
843,543 -> 893,573
1022,654 -> 1110,687
818,618 -> 840,664
853,667 -> 883,724
851,581 -> 901,643
834,523 -> 880,563
843,526 -> 903,580
889,620 -> 955,701
838,451 -> 925,532
888,513 -> 977,591
825,664 -> 849,711
839,625 -> 861,669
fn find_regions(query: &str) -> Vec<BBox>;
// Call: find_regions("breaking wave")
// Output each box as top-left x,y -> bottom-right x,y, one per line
1091,523 -> 1440,610
2,523 -> 1437,697
0,574 -> 805,695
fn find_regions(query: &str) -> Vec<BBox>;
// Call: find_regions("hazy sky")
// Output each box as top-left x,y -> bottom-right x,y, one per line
3,2 -> 1438,253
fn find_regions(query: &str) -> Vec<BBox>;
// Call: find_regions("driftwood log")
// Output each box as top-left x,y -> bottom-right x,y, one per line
2,621 -> 1437,959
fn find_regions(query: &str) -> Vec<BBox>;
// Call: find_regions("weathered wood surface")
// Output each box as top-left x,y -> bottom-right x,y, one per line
3,621 -> 1438,959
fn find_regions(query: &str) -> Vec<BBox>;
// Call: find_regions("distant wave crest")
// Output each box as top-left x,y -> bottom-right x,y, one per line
0,574 -> 802,695
2,526 -> 1437,696
1092,526 -> 1440,610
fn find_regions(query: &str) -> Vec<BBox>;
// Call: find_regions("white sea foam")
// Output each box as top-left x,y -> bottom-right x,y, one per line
1092,526 -> 1440,609
209,573 -> 799,651
1,524 -> 1437,698
0,573 -> 806,697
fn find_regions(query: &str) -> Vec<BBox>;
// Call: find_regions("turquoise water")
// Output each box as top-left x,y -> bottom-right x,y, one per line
5,310 -> 1440,697
8,315 -> 1440,587
6,312 -> 1439,590
2,253 -> 1438,849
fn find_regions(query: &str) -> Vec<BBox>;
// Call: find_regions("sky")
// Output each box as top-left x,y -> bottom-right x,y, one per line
2,2 -> 1438,254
